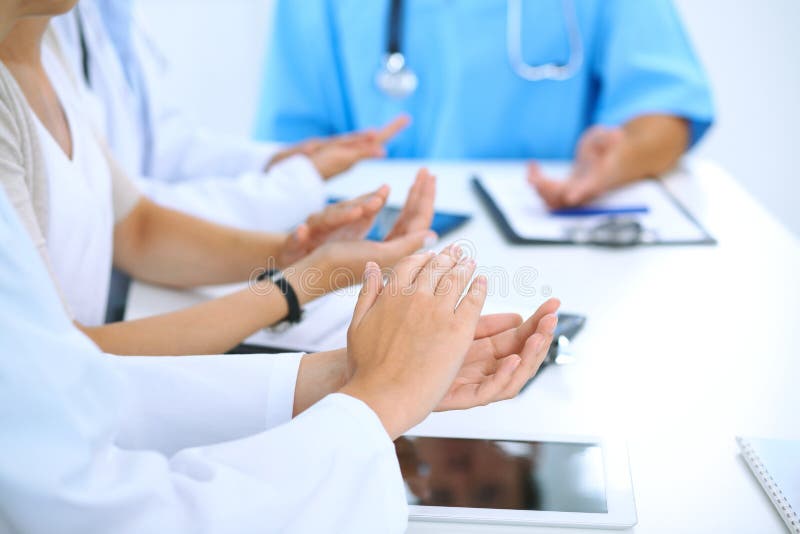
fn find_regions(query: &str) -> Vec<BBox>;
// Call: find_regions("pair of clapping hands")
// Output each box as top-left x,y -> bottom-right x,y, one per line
273,166 -> 437,303
342,245 -> 560,440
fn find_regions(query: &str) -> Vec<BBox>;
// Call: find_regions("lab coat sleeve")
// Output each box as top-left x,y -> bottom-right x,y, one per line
3,357 -> 408,534
254,0 -> 352,142
112,352 -> 304,456
0,186 -> 408,533
136,154 -> 326,232
146,102 -> 284,182
592,0 -> 715,147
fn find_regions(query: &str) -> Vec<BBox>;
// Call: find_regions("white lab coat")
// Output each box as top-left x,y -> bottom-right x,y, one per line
49,3 -> 326,232
0,190 -> 408,533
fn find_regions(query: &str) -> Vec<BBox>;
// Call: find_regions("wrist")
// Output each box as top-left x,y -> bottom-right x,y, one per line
293,349 -> 349,417
282,259 -> 327,306
339,380 -> 413,441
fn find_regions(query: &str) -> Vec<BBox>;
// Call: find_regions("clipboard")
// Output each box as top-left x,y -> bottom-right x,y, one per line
472,175 -> 716,247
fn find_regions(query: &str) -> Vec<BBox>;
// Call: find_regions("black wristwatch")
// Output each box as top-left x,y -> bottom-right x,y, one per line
258,268 -> 303,326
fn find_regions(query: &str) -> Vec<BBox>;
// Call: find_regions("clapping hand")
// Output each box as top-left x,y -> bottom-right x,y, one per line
267,115 -> 411,179
279,168 -> 436,269
341,245 -> 558,440
436,299 -> 559,411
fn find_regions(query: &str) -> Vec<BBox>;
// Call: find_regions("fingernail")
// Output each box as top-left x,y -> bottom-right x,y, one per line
451,244 -> 462,258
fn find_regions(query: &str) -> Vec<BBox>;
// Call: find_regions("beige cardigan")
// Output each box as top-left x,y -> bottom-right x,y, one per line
0,31 -> 140,311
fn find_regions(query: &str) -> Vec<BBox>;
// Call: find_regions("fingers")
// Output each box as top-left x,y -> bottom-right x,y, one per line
414,244 -> 463,293
517,298 -> 561,338
500,313 -> 558,396
305,200 -> 363,234
373,229 -> 435,268
470,353 -> 522,405
351,261 -> 383,327
484,298 -> 560,358
564,126 -> 624,206
474,313 -> 523,340
375,114 -> 411,143
299,138 -> 325,155
434,255 -> 477,307
347,139 -> 387,160
562,176 -> 599,207
454,275 -> 488,329
358,184 -> 390,214
291,223 -> 310,249
307,186 -> 389,235
527,162 -> 566,209
385,250 -> 435,292
385,168 -> 436,240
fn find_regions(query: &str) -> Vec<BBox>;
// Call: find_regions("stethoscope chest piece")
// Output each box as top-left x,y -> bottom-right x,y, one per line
375,52 -> 418,99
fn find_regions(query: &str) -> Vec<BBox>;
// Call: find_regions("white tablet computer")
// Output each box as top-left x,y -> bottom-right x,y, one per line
396,432 -> 637,529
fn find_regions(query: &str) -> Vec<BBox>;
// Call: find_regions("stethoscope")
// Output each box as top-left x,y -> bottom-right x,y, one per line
568,217 -> 659,247
375,0 -> 584,99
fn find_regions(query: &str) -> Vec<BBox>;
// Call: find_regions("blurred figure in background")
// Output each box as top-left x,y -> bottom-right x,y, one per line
51,0 -> 410,321
51,0 -> 409,232
257,0 -> 714,208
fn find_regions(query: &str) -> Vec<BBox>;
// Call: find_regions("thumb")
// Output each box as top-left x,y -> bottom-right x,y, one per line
351,261 -> 382,327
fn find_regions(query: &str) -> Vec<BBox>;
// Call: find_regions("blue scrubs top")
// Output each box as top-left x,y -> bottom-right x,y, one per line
255,0 -> 714,159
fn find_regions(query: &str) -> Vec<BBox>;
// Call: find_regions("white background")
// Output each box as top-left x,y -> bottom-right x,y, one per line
138,0 -> 800,237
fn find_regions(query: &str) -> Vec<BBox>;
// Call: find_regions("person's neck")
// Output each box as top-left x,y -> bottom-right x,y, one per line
0,18 -> 50,68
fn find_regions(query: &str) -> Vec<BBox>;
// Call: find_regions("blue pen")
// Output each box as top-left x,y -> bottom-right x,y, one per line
549,205 -> 650,217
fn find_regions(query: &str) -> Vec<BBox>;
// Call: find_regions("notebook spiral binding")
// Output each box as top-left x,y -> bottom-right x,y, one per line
737,437 -> 800,533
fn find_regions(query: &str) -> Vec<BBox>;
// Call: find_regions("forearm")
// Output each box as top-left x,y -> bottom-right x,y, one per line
78,286 -> 291,356
292,348 -> 349,417
615,114 -> 690,186
113,198 -> 287,288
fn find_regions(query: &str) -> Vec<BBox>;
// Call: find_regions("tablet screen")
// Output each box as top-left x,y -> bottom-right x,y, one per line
367,206 -> 471,241
326,198 -> 471,241
396,437 -> 607,513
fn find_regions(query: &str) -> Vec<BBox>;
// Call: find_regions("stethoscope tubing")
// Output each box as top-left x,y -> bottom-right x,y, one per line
377,0 -> 584,98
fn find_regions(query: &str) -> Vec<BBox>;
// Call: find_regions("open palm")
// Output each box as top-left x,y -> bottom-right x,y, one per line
279,168 -> 436,267
436,298 -> 560,411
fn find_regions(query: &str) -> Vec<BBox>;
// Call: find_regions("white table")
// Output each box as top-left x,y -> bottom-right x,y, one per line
126,160 -> 800,533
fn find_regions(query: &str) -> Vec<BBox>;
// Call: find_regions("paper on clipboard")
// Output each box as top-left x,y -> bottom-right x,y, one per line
477,165 -> 712,244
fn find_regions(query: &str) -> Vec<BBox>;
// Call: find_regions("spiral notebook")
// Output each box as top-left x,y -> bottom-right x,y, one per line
737,436 -> 800,533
